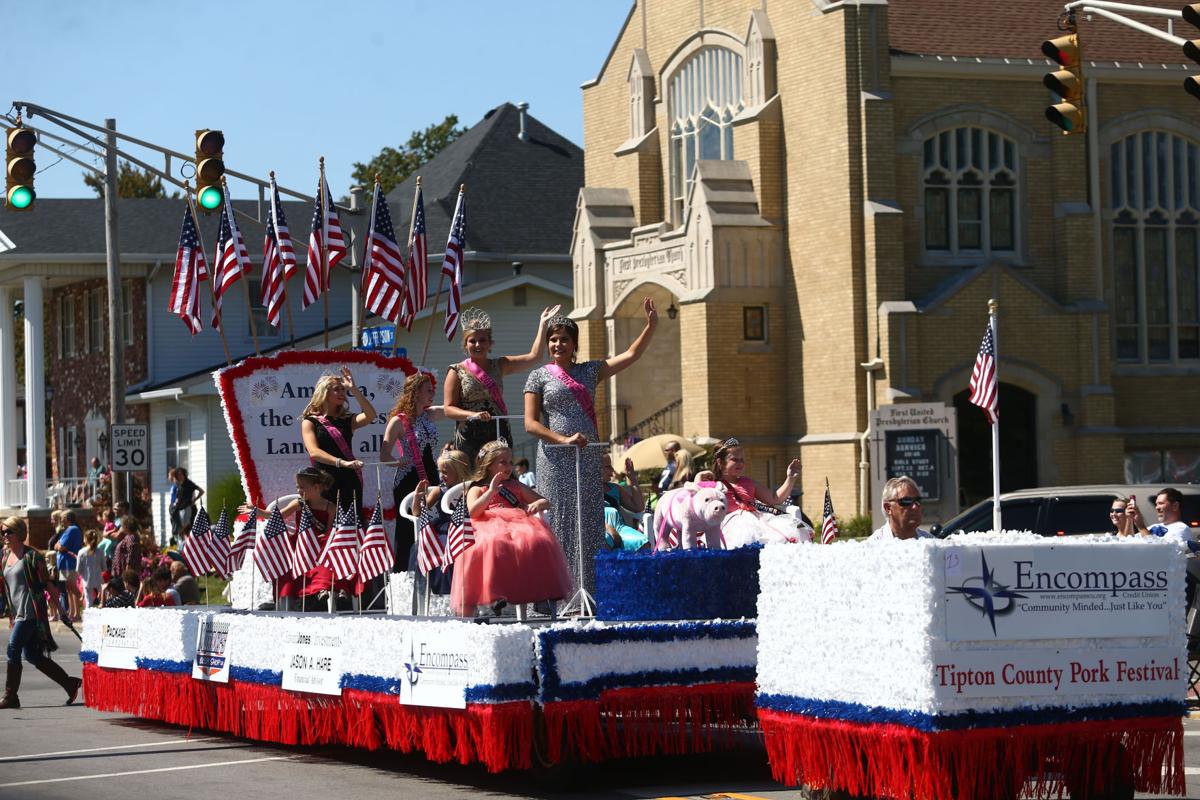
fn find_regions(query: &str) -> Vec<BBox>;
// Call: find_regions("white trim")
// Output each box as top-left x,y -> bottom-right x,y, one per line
891,53 -> 1193,82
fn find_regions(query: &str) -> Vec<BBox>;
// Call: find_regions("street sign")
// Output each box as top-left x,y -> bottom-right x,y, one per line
110,423 -> 148,472
358,325 -> 405,355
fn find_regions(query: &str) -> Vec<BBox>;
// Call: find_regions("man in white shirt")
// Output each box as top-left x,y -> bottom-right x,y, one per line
868,476 -> 933,541
1130,488 -> 1195,548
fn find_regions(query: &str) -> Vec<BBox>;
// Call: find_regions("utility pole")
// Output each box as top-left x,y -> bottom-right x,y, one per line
104,118 -> 126,505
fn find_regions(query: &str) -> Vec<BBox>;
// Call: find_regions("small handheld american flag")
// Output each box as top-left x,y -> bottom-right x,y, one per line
208,508 -> 232,579
416,503 -> 446,576
229,507 -> 256,571
255,506 -> 292,583
446,496 -> 475,562
358,502 -> 394,582
183,506 -> 214,576
319,504 -> 360,582
821,481 -> 840,545
291,502 -> 321,577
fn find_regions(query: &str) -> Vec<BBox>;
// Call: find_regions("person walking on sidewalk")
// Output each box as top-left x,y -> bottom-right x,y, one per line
0,516 -> 82,709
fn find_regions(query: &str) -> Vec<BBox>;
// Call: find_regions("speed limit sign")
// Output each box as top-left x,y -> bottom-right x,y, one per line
110,424 -> 148,472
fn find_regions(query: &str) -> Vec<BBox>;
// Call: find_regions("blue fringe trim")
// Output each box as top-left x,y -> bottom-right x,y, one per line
546,666 -> 755,702
595,545 -> 760,622
464,682 -> 538,704
229,665 -> 283,686
79,650 -> 97,664
754,693 -> 1189,732
135,658 -> 190,674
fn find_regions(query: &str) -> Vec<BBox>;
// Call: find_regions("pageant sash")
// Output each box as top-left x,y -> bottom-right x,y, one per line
545,363 -> 597,432
397,413 -> 430,483
315,415 -> 363,487
496,483 -> 521,508
461,358 -> 508,414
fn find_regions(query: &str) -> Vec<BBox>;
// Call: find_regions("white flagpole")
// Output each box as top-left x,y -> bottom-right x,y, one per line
989,298 -> 1001,534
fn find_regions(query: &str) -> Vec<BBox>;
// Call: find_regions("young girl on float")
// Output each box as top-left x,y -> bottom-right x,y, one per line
406,449 -> 473,596
382,372 -> 444,570
694,438 -> 812,548
450,439 -> 572,617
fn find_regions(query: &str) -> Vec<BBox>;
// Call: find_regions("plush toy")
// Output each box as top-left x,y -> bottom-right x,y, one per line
653,482 -> 729,550
721,510 -> 814,548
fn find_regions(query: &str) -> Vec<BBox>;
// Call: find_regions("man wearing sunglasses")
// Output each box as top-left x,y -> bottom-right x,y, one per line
869,476 -> 932,541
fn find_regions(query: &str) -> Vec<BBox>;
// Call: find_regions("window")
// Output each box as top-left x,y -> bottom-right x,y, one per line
1125,448 -> 1200,483
165,417 -> 189,472
922,127 -> 1017,257
248,279 -> 281,339
122,282 -> 134,346
743,306 -> 766,341
88,287 -> 104,353
1110,131 -> 1200,364
1044,497 -> 1118,536
60,425 -> 78,478
59,295 -> 76,358
668,47 -> 744,224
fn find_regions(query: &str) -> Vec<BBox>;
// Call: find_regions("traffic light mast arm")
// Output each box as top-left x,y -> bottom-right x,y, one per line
1061,1 -> 1185,46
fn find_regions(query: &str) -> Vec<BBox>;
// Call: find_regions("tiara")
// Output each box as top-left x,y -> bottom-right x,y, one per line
460,307 -> 492,332
478,438 -> 511,457
546,314 -> 577,330
719,437 -> 740,449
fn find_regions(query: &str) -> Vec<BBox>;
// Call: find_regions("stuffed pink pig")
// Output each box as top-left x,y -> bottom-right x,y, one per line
653,482 -> 729,550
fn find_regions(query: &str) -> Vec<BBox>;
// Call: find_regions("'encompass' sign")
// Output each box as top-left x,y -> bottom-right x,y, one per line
942,544 -> 1172,641
399,626 -> 472,709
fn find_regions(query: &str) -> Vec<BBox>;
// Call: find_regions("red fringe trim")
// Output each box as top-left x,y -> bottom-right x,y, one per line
541,682 -> 757,764
758,709 -> 1185,800
82,664 -> 532,773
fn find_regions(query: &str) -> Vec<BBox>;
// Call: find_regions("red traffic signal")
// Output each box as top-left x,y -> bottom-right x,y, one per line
1041,33 -> 1086,135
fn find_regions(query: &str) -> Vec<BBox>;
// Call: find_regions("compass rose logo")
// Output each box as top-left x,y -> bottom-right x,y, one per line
402,638 -> 422,687
946,551 -> 1026,635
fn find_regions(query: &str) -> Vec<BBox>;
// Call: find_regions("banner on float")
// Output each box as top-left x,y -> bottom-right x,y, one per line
97,621 -> 139,670
191,615 -> 232,683
281,630 -> 344,696
215,351 -> 424,515
398,626 -> 471,709
942,544 -> 1172,641
933,647 -> 1183,699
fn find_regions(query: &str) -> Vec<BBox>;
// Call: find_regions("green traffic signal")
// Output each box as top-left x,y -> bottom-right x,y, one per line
7,186 -> 33,209
197,184 -> 223,211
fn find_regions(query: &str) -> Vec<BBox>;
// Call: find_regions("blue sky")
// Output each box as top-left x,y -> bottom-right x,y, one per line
5,0 -> 631,199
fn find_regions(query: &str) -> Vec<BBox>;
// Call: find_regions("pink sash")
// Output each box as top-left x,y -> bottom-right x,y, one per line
314,415 -> 363,487
396,413 -> 429,482
546,363 -> 597,432
461,358 -> 507,414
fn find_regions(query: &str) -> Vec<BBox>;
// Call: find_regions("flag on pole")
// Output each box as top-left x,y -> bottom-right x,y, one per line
208,508 -> 232,579
229,508 -> 257,571
445,496 -> 475,561
416,504 -> 446,576
441,188 -> 466,340
182,506 -> 215,576
968,320 -> 999,425
404,184 -> 428,325
291,502 -> 321,577
319,504 -> 360,582
211,194 -> 252,330
357,503 -> 394,582
170,207 -> 207,335
821,483 -> 840,545
304,174 -> 347,308
261,175 -> 296,327
361,182 -> 407,323
255,506 -> 292,583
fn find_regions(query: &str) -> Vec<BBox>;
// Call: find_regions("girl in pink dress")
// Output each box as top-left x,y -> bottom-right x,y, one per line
696,438 -> 810,548
451,439 -> 572,616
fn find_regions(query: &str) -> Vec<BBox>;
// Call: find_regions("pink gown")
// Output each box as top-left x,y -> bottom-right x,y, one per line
450,481 -> 573,615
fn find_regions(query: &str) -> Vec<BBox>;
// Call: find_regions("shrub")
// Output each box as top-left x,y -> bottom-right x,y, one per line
840,514 -> 874,540
206,473 -> 247,517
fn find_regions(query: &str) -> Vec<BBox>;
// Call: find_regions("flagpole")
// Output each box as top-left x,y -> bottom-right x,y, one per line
420,183 -> 463,366
989,298 -> 1001,534
184,182 -> 232,366
392,177 -> 423,358
320,158 -> 330,350
269,171 -> 297,348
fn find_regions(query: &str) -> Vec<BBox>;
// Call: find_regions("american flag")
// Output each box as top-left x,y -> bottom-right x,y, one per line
255,506 -> 292,583
403,184 -> 428,327
291,501 -> 321,577
361,182 -> 407,323
229,507 -> 256,571
208,508 -> 232,579
357,503 -> 394,582
261,175 -> 296,328
182,506 -> 215,576
441,188 -> 466,340
170,206 -> 207,335
304,174 -> 347,308
211,194 -> 251,330
319,504 -> 360,582
968,320 -> 999,425
416,503 -> 446,575
821,483 -> 840,545
446,496 -> 475,562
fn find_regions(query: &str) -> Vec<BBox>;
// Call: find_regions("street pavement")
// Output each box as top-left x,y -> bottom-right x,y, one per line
1,625 -> 1198,800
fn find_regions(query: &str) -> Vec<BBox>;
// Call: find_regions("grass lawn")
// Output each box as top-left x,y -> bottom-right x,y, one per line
196,574 -> 230,604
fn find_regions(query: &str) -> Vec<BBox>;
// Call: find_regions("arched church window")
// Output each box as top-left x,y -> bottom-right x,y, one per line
922,126 -> 1018,257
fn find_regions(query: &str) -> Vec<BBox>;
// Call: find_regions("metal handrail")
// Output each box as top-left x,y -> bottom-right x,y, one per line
611,399 -> 683,445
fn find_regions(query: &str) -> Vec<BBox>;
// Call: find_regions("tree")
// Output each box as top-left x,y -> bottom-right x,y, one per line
83,160 -> 179,199
351,114 -> 466,195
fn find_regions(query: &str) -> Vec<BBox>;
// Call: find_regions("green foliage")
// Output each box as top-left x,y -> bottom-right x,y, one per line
840,514 -> 874,540
351,114 -> 466,195
206,473 -> 246,517
83,160 -> 180,199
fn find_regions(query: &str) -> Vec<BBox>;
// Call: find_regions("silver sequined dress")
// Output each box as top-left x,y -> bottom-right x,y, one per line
524,360 -> 604,597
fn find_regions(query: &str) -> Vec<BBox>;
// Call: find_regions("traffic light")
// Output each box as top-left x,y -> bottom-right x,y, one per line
1183,4 -> 1200,99
194,129 -> 225,211
5,125 -> 36,211
1042,32 -> 1086,135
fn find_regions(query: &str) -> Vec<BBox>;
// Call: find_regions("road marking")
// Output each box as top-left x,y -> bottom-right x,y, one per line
0,756 -> 289,787
0,737 -> 222,761
1185,766 -> 1200,776
710,794 -> 775,800
1186,730 -> 1200,736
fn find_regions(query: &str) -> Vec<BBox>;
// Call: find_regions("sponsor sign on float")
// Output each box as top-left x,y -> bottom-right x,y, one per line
933,647 -> 1182,699
399,627 -> 471,709
281,631 -> 344,696
191,615 -> 232,683
943,545 -> 1171,641
97,622 -> 139,670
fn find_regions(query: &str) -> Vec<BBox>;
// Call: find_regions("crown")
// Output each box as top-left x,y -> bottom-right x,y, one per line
460,307 -> 492,332
478,438 -> 511,458
546,314 -> 576,330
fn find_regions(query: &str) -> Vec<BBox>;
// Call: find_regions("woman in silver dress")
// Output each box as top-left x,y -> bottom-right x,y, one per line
523,299 -> 658,599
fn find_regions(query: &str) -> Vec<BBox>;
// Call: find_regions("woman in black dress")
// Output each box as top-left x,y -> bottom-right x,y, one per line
300,366 -> 377,513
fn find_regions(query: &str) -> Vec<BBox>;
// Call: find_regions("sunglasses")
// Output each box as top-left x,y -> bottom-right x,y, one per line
1110,509 -> 1126,515
891,497 -> 922,508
